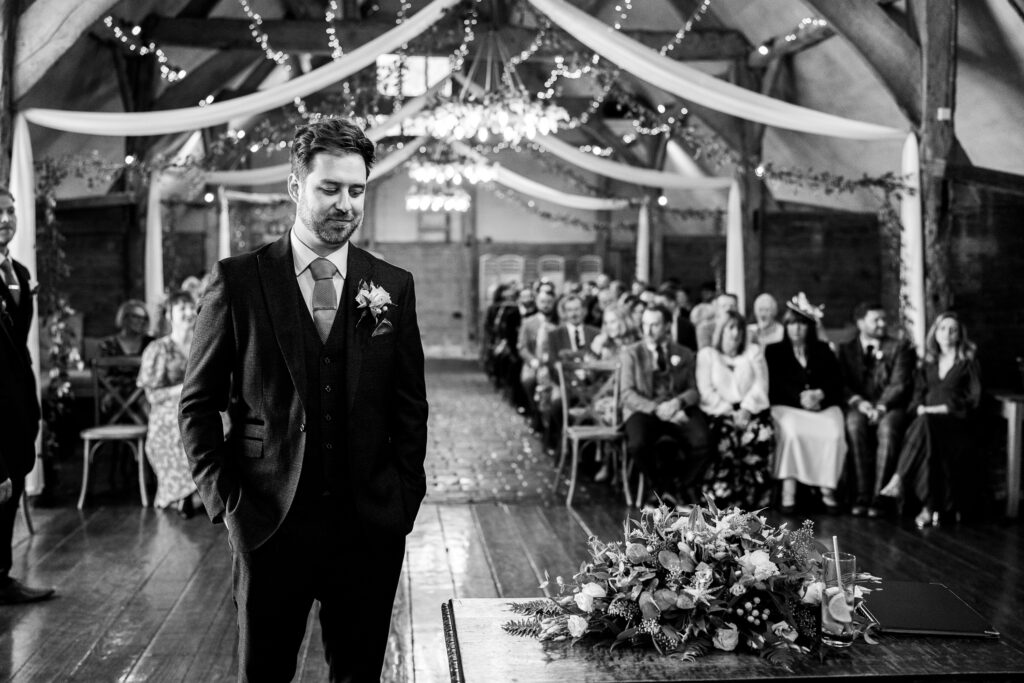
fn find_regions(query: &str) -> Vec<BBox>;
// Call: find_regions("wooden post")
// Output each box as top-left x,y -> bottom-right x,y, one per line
735,59 -> 766,306
917,0 -> 957,320
464,184 -> 479,355
649,133 -> 670,286
0,0 -> 17,184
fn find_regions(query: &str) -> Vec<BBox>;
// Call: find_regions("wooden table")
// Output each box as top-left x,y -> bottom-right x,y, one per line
442,598 -> 1024,682
994,393 -> 1023,518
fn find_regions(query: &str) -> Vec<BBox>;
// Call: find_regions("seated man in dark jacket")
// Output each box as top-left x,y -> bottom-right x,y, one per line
837,302 -> 915,517
620,305 -> 710,505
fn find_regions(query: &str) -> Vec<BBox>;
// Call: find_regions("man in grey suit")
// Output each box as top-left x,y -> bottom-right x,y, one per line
620,305 -> 710,505
179,119 -> 428,682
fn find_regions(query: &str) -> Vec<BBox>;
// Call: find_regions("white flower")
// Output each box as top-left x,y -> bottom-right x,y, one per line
874,349 -> 885,361
730,582 -> 747,597
574,592 -> 594,612
581,582 -> 607,598
670,354 -> 682,367
738,549 -> 778,582
355,280 -> 394,320
567,615 -> 588,638
712,624 -> 740,651
801,580 -> 825,604
771,621 -> 799,642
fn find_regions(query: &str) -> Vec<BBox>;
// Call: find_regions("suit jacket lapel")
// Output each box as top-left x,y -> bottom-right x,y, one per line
258,234 -> 309,409
345,245 -> 374,413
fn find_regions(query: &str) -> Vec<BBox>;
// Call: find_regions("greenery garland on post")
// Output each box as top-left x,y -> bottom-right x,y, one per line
34,158 -> 81,463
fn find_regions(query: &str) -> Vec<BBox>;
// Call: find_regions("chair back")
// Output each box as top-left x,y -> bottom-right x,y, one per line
538,255 -> 566,289
577,255 -> 603,282
90,356 -> 147,426
556,359 -> 622,431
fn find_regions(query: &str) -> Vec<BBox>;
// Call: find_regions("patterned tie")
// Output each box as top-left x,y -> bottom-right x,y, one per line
656,344 -> 668,373
309,257 -> 339,342
1,259 -> 19,305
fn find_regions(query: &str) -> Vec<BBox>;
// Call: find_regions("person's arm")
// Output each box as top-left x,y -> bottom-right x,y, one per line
517,319 -> 538,366
619,346 -> 658,415
674,350 -> 700,409
178,263 -> 237,523
390,271 -> 429,522
137,341 -> 181,405
740,350 -> 771,414
878,341 -> 916,410
696,348 -> 729,415
944,357 -> 982,418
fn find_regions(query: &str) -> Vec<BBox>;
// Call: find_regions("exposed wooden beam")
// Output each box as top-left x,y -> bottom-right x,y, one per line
799,0 -> 922,127
145,17 -> 750,61
0,0 -> 16,183
177,0 -> 221,19
917,0 -> 958,321
13,0 -> 119,99
580,120 -> 646,169
747,21 -> 835,69
149,52 -> 264,112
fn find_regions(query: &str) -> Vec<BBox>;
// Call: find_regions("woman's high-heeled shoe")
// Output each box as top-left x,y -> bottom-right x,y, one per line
914,508 -> 933,529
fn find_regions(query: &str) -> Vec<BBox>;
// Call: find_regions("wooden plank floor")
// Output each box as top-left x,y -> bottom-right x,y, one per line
3,361 -> 1022,681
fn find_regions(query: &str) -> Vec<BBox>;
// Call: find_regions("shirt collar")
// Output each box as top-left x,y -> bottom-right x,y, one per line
290,229 -> 348,279
860,336 -> 879,353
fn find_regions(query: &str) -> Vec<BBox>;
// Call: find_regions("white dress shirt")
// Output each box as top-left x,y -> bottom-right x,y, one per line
290,230 -> 348,319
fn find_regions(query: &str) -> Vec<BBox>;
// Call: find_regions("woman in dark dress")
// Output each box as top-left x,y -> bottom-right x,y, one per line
765,294 -> 847,513
880,312 -> 981,527
97,299 -> 155,418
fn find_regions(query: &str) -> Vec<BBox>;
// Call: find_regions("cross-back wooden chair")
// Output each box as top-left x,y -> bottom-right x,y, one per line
78,356 -> 149,509
552,359 -> 631,506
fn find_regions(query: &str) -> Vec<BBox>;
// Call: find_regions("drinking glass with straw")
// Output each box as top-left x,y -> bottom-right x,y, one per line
821,536 -> 857,647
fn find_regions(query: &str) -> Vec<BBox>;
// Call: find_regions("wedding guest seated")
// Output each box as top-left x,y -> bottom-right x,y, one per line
880,312 -> 981,528
590,303 -> 640,361
517,288 -> 558,431
97,299 -> 155,418
766,293 -> 847,514
656,283 -> 697,351
621,294 -> 646,331
540,294 -> 600,449
696,292 -> 739,349
688,281 -> 717,327
697,312 -> 774,509
621,305 -> 711,506
747,293 -> 784,348
137,291 -> 203,518
837,302 -> 915,517
490,285 -> 522,401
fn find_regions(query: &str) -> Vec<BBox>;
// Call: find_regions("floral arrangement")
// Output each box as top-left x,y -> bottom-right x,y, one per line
503,500 -> 879,669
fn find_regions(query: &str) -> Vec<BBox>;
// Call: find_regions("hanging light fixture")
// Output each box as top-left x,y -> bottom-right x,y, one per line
405,144 -> 492,213
424,30 -> 568,145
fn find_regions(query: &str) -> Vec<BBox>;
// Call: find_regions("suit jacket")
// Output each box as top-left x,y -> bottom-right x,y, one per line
0,258 -> 40,483
837,336 -> 915,410
765,339 -> 843,410
542,323 -> 599,373
179,235 -> 428,552
516,311 -> 554,366
619,340 -> 699,422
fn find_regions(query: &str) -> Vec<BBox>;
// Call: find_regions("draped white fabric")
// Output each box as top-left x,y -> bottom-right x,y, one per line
452,141 -> 630,210
724,181 -> 745,313
636,199 -> 650,282
900,133 -> 926,353
527,0 -> 905,141
217,187 -> 231,261
535,135 -> 733,190
145,170 -> 165,314
16,0 -> 458,136
223,190 -> 291,204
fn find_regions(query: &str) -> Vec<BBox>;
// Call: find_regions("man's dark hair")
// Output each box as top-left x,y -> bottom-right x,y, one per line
644,304 -> 672,325
290,118 -> 375,181
657,282 -> 678,297
0,185 -> 13,201
853,301 -> 885,321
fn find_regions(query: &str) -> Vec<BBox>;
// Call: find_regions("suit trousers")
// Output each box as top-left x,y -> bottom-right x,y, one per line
232,495 -> 406,683
0,475 -> 25,577
844,408 -> 906,505
624,410 -> 711,498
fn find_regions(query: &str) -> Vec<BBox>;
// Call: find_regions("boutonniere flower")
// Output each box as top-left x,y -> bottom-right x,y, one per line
355,279 -> 396,335
874,349 -> 885,362
670,354 -> 682,367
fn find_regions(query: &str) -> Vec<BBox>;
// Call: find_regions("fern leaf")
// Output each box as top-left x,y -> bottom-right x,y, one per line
502,618 -> 542,638
761,641 -> 798,671
507,599 -> 560,617
673,635 -> 712,663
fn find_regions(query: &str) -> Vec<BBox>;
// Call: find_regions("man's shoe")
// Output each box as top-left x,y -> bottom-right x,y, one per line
850,505 -> 868,517
866,506 -> 883,519
0,578 -> 55,605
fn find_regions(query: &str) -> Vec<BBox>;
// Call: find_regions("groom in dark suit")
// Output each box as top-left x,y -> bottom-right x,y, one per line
179,119 -> 428,681
0,186 -> 55,605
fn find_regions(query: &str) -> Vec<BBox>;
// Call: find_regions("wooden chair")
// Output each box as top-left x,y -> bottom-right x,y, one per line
78,356 -> 149,509
496,254 -> 526,286
552,359 -> 630,506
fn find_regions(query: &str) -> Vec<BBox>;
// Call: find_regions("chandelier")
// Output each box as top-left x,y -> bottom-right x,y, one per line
425,31 -> 568,145
405,144 -> 492,213
408,158 -> 496,186
405,186 -> 471,213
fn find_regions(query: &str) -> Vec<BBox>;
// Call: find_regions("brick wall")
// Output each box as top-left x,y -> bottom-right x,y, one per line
947,177 -> 1024,391
760,211 -> 886,330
